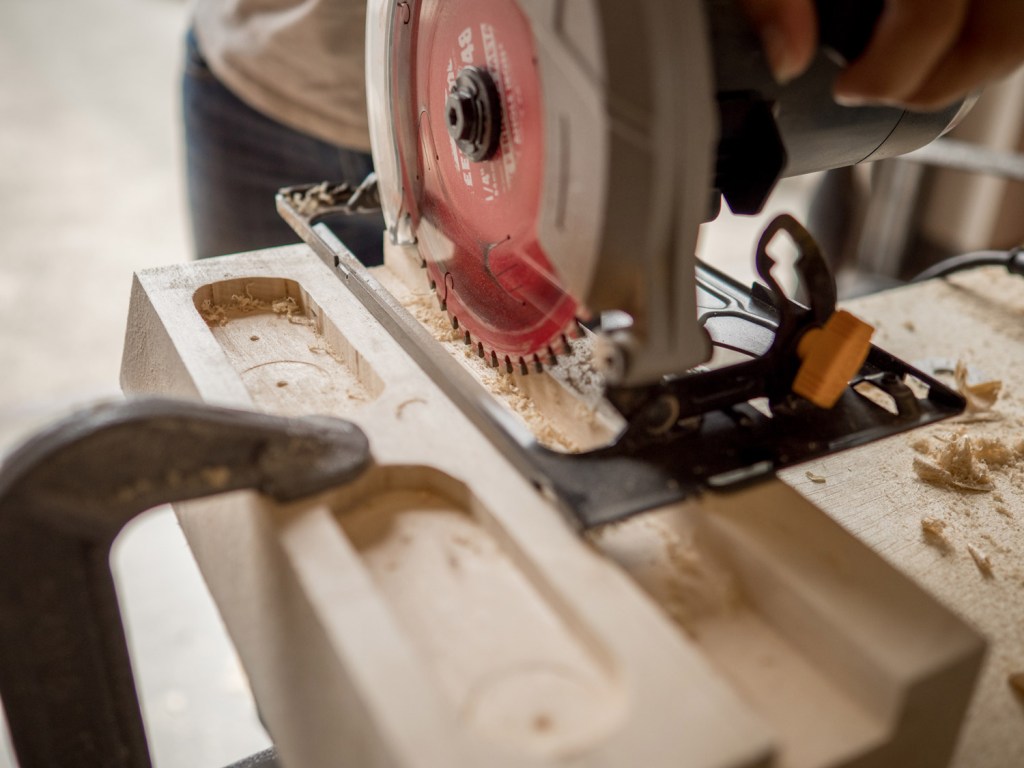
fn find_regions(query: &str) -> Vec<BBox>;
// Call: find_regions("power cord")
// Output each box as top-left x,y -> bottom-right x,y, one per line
911,246 -> 1024,283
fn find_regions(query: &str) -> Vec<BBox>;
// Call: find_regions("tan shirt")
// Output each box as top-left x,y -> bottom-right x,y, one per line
194,0 -> 371,151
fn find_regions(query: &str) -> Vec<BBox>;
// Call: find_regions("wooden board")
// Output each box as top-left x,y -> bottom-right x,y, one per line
121,245 -> 984,768
785,268 -> 1024,767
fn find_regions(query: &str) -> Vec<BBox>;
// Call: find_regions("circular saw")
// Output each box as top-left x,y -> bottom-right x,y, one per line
278,0 -> 971,526
366,0 -> 965,387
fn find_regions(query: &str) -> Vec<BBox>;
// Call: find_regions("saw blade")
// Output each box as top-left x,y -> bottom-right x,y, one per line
394,0 -> 580,371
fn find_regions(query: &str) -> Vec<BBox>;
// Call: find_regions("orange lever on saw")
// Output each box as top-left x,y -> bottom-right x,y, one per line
793,310 -> 874,408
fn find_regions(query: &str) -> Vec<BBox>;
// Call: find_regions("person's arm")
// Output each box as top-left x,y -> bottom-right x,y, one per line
742,0 -> 1024,110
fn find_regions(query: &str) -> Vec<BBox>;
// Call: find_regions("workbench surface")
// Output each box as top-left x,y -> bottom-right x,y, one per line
122,251 -> 1021,767
786,267 -> 1024,767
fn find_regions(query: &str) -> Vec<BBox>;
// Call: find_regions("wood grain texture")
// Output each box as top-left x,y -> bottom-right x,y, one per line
121,245 -> 986,767
783,268 -> 1024,767
123,246 -> 772,768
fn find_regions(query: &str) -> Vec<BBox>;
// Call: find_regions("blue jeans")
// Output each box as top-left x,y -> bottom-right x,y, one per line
182,29 -> 385,264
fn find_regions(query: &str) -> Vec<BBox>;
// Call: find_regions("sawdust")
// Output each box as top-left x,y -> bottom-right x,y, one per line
913,436 -> 995,491
199,300 -> 228,326
199,286 -> 311,327
921,517 -> 951,551
654,523 -> 742,635
967,542 -> 995,578
910,438 -> 933,455
403,291 -> 582,452
307,335 -> 345,363
202,288 -> 351,367
910,431 -> 1024,493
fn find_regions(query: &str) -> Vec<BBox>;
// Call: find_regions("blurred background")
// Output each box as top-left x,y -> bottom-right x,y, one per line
1,0 -> 1023,766
0,1 -> 269,766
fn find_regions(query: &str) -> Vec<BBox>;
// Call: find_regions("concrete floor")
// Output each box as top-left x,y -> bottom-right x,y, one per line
0,1 -> 269,766
0,1 -> 815,766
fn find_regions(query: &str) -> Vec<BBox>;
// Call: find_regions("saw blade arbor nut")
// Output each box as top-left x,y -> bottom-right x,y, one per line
446,66 -> 503,163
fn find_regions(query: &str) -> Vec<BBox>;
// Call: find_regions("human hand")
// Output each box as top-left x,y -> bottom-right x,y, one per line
741,0 -> 1024,110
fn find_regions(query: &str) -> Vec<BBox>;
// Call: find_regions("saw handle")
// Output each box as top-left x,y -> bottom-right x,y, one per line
816,0 -> 885,63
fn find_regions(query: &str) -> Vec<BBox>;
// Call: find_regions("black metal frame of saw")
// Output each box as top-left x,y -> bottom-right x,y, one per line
277,181 -> 964,530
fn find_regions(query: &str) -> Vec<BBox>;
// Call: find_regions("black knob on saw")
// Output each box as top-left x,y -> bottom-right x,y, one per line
446,66 -> 503,162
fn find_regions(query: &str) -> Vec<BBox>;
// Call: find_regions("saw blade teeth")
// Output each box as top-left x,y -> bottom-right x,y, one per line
547,346 -> 559,366
450,314 -> 459,330
489,350 -> 500,368
519,358 -> 529,376
533,354 -> 544,374
477,342 -> 486,358
464,330 -> 472,345
504,356 -> 514,374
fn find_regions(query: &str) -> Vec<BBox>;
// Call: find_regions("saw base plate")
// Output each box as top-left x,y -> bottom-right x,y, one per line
277,183 -> 963,530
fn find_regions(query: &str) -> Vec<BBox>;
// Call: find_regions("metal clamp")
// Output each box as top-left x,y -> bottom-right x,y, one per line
0,398 -> 371,768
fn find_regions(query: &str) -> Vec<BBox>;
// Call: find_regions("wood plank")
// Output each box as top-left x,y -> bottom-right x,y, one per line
121,245 -> 984,767
123,247 -> 773,768
784,268 -> 1024,767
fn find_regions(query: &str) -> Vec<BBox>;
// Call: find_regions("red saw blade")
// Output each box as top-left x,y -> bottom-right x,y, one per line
398,0 -> 580,370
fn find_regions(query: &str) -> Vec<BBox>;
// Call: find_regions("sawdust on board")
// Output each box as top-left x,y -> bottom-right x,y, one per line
199,286 -> 347,365
403,290 -> 583,452
660,531 -> 742,635
967,542 -> 995,577
590,512 -> 743,638
913,364 -> 1015,495
200,285 -> 309,327
920,517 -> 951,551
908,359 -> 1020,578
911,431 -> 1020,493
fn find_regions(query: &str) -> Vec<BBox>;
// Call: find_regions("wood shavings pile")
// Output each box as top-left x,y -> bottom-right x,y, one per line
199,286 -> 309,327
911,433 -> 1019,492
909,358 -> 1017,499
910,382 -> 1023,578
199,286 -> 348,367
403,290 -> 582,452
